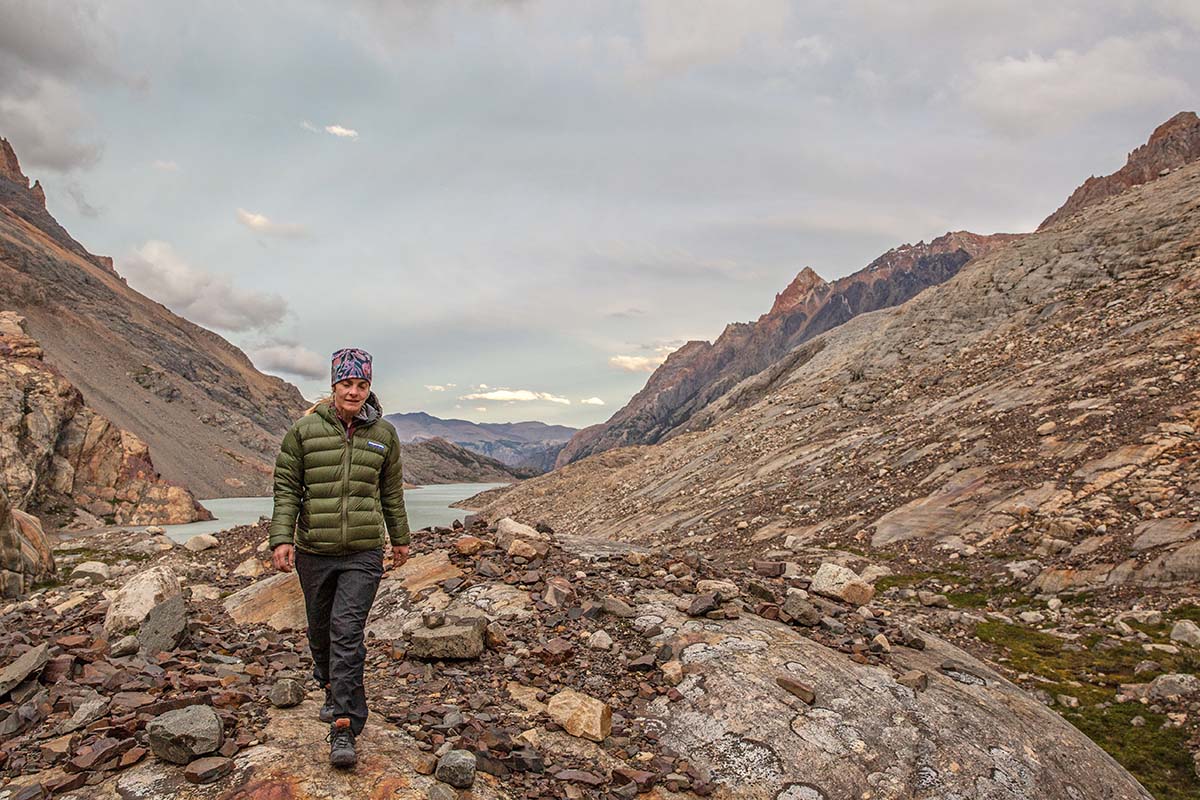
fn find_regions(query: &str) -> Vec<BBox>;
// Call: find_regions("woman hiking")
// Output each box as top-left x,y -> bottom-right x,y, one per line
268,347 -> 410,769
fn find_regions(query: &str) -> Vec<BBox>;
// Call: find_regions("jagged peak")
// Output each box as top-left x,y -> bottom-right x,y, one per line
0,138 -> 30,187
769,266 -> 829,316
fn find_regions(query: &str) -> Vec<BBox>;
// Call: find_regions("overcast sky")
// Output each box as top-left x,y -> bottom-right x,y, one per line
1,1 -> 1197,427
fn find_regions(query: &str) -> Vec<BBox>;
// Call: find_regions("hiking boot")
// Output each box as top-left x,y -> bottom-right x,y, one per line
328,718 -> 357,768
319,686 -> 335,724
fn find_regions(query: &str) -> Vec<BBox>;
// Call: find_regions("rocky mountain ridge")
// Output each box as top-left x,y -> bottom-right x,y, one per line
1040,111 -> 1200,230
0,139 -> 307,498
387,412 -> 577,473
401,437 -> 529,485
556,230 -> 1017,467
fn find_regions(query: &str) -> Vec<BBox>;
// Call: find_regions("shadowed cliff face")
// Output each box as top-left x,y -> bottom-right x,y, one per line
1039,110 -> 1200,230
555,231 -> 1018,468
0,139 -> 306,498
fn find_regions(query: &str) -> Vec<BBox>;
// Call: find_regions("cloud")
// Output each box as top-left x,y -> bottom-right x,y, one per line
638,0 -> 791,72
0,76 -> 103,172
152,159 -> 179,171
962,34 -> 1189,136
793,35 -> 833,65
609,344 -> 677,373
459,389 -> 571,405
425,384 -> 449,391
236,208 -> 309,238
64,181 -> 101,217
121,240 -> 288,333
580,397 -> 605,406
251,344 -> 326,379
300,120 -> 360,139
474,407 -> 487,413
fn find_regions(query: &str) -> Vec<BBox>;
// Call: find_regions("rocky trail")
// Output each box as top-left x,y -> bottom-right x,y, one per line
0,512 -> 1174,799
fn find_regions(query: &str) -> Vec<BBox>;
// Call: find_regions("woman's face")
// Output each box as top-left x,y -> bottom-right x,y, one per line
333,378 -> 370,417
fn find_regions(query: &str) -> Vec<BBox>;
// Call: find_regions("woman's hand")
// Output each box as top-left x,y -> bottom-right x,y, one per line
391,545 -> 410,569
272,543 -> 295,572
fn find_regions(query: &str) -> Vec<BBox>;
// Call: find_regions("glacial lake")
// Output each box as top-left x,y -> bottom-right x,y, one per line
157,482 -> 509,543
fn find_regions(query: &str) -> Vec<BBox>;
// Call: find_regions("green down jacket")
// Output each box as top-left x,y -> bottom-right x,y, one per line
268,394 -> 409,554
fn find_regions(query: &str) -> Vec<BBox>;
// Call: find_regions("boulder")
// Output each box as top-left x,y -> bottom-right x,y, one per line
70,560 -> 111,584
222,572 -> 306,631
136,592 -> 188,654
184,534 -> 219,553
495,518 -> 550,550
809,563 -> 875,605
408,618 -> 486,660
104,565 -> 182,636
147,705 -> 224,764
1170,620 -> 1200,647
1148,673 -> 1200,701
547,688 -> 611,742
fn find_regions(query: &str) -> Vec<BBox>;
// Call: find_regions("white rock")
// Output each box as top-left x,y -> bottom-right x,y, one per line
809,563 -> 875,605
587,630 -> 613,650
1169,620 -> 1200,648
233,556 -> 265,578
188,584 -> 222,602
104,565 -> 182,635
184,533 -> 219,552
71,561 -> 111,584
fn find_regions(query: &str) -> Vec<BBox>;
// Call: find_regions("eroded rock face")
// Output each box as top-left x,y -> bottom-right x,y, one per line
0,486 -> 55,597
0,312 -> 211,526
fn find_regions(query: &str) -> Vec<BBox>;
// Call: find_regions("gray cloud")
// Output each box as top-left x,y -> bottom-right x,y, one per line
64,182 -> 101,218
121,241 -> 288,333
251,344 -> 327,380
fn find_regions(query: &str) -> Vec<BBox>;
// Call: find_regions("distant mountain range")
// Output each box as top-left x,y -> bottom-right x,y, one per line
385,412 -> 577,473
400,437 -> 527,485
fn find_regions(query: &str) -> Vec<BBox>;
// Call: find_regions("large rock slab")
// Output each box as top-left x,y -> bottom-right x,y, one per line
626,589 -> 1153,799
104,565 -> 182,635
0,642 -> 49,696
222,572 -> 306,631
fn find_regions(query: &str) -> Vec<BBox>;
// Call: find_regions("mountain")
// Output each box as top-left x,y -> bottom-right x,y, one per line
477,114 -> 1200,568
1039,110 -> 1200,230
555,230 -> 1018,467
0,138 -> 307,498
385,411 -> 577,473
399,437 -> 528,485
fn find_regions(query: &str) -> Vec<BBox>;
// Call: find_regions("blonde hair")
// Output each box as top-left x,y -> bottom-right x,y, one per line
305,395 -> 331,416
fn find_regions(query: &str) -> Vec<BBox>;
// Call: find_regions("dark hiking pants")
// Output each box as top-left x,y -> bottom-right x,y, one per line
294,547 -> 384,735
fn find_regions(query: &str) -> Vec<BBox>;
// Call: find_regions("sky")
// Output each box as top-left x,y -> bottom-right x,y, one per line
1,1 -> 1197,428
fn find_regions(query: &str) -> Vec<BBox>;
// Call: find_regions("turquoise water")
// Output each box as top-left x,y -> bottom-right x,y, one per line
159,482 -> 508,543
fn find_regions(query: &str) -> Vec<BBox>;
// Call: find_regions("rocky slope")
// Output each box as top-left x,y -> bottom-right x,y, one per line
0,138 -> 307,498
401,437 -> 530,485
0,517 -> 1161,798
1,312 -> 209,529
556,231 -> 1018,468
1040,111 -> 1200,230
387,412 -> 577,473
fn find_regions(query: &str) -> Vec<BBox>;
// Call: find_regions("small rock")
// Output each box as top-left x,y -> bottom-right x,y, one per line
454,535 -> 484,555
184,756 -> 233,784
409,618 -> 486,660
1036,421 -> 1057,436
775,676 -> 816,705
897,670 -> 928,691
547,688 -> 612,742
110,635 -> 140,657
917,591 -> 951,608
587,630 -> 613,651
268,678 -> 306,708
810,563 -> 875,605
436,749 -> 477,788
603,597 -> 636,618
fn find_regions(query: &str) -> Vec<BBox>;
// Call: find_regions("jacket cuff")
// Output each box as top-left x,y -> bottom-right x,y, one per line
268,528 -> 294,548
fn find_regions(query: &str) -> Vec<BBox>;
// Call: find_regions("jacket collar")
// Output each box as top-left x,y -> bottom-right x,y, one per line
318,392 -> 382,428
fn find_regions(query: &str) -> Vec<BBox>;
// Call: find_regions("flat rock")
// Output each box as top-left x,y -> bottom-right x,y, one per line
547,688 -> 611,742
408,618 -> 486,660
137,592 -> 188,654
184,756 -> 233,783
222,571 -> 306,631
71,560 -> 111,584
0,643 -> 49,696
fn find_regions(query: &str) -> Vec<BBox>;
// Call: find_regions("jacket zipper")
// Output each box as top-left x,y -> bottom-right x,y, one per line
341,418 -> 354,550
